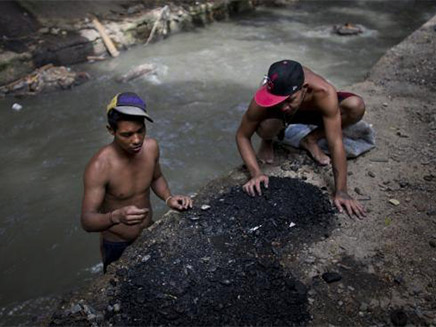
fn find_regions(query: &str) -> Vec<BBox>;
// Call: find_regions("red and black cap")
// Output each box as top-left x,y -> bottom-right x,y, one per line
254,60 -> 305,107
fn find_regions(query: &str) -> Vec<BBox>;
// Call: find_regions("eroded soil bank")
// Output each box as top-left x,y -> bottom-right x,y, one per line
0,0 -> 262,91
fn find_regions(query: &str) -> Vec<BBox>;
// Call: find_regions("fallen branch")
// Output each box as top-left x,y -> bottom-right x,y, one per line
145,5 -> 169,45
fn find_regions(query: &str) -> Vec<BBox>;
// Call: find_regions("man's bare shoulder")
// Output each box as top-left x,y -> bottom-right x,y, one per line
85,144 -> 115,176
303,67 -> 335,93
144,137 -> 159,155
303,67 -> 337,113
245,98 -> 270,122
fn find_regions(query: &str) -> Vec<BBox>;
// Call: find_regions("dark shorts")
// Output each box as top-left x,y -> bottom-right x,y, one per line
337,91 -> 358,103
102,239 -> 133,273
291,91 -> 359,125
277,91 -> 359,140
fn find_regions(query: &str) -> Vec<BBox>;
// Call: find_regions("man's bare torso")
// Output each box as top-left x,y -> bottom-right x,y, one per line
97,137 -> 157,241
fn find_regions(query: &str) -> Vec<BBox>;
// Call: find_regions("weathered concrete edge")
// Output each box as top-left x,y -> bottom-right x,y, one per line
367,14 -> 436,93
49,11 -> 436,326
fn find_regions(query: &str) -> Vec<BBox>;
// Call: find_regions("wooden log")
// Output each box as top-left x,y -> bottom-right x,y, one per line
145,5 -> 169,45
92,17 -> 120,57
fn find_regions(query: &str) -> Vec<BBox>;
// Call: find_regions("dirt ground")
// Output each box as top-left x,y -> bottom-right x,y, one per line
33,5 -> 436,327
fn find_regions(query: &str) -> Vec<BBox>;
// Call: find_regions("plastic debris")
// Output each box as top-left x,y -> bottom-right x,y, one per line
201,205 -> 211,211
389,199 -> 400,206
12,103 -> 22,111
248,225 -> 262,232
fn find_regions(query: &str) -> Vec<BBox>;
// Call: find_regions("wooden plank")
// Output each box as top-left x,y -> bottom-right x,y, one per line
92,17 -> 119,57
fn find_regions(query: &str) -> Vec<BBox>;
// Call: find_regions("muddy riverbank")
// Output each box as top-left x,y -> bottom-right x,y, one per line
0,0 -> 266,90
46,12 -> 436,326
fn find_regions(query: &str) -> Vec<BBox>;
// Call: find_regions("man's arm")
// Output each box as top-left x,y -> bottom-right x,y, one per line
321,90 -> 366,218
81,158 -> 147,232
235,99 -> 269,196
150,142 -> 192,210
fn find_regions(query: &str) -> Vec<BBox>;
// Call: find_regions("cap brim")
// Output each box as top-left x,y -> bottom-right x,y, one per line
254,85 -> 290,107
114,106 -> 153,123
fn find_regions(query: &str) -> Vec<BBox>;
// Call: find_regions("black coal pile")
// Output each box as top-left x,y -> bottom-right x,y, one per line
107,177 -> 336,326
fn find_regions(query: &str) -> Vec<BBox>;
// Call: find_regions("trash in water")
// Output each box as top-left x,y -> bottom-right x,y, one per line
12,103 -> 22,111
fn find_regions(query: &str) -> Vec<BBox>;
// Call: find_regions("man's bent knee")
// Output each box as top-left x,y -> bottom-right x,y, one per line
256,119 -> 283,140
340,96 -> 365,125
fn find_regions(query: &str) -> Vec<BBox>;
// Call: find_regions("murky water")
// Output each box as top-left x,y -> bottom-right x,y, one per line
1,0 -> 435,323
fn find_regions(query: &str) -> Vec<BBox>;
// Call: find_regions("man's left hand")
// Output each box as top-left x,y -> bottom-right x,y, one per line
333,191 -> 366,219
167,195 -> 193,211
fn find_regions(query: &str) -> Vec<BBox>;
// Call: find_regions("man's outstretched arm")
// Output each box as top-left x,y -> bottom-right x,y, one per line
322,95 -> 366,218
150,143 -> 192,210
236,100 -> 270,196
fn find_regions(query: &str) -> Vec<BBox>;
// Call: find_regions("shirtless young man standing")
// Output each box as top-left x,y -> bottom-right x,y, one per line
236,60 -> 366,218
81,92 -> 192,272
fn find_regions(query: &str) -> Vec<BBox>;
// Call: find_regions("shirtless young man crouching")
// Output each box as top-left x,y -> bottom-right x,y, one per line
81,92 -> 192,272
236,60 -> 366,218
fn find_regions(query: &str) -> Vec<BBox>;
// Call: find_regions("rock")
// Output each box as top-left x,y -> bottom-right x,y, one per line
80,29 -> 100,42
333,23 -> 363,36
116,63 -> 156,83
71,304 -> 82,314
369,298 -> 380,308
113,303 -> 121,313
423,175 -> 434,182
390,309 -> 408,326
396,131 -> 409,138
383,102 -> 389,107
394,275 -> 404,285
354,187 -> 363,195
389,199 -> 400,206
429,240 -> 436,248
87,314 -> 97,321
321,272 -> 342,283
0,64 -> 90,96
201,205 -> 211,211
368,171 -> 376,178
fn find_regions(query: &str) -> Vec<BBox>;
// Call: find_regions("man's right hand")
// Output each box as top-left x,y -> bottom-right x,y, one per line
243,174 -> 269,197
112,206 -> 149,225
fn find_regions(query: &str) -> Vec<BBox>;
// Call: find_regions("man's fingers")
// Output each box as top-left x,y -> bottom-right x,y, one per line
243,184 -> 249,195
250,184 -> 256,197
127,208 -> 148,215
246,184 -> 254,197
128,214 -> 145,221
255,181 -> 262,196
345,202 -> 353,217
334,200 -> 343,213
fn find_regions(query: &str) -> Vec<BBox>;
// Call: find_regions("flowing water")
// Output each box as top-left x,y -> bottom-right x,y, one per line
1,0 -> 435,323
